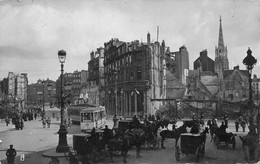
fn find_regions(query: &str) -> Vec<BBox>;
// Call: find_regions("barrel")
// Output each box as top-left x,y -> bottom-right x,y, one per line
73,133 -> 91,155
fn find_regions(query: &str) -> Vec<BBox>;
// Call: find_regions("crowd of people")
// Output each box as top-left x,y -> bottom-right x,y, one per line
4,111 -> 40,130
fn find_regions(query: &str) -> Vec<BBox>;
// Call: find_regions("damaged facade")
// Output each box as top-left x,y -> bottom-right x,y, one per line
103,33 -> 166,116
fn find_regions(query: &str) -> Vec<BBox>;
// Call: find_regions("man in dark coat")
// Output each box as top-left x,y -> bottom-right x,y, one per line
6,145 -> 17,164
103,125 -> 112,145
219,121 -> 227,134
224,114 -> 229,127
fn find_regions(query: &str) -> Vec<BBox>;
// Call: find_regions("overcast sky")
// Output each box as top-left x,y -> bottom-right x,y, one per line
0,0 -> 259,84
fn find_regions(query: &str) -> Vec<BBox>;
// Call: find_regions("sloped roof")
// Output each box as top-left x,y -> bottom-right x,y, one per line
223,69 -> 248,79
197,81 -> 213,98
166,70 -> 185,88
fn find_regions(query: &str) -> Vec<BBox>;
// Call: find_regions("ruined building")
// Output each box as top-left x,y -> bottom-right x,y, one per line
103,33 -> 166,116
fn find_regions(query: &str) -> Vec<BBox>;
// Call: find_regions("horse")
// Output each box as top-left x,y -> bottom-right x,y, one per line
107,134 -> 132,162
158,118 -> 177,129
160,122 -> 188,148
200,127 -> 209,145
207,120 -> 218,142
144,120 -> 161,137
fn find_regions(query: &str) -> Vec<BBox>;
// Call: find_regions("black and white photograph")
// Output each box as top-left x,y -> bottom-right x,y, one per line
0,0 -> 260,163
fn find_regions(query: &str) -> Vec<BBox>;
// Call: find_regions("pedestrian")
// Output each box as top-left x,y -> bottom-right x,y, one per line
6,145 -> 17,164
241,119 -> 246,132
56,115 -> 60,121
68,117 -> 72,128
5,117 -> 10,126
113,114 -> 118,129
135,134 -> 142,158
47,117 -> 51,128
52,112 -> 55,118
20,120 -> 24,130
34,113 -> 37,120
235,119 -> 240,132
224,114 -> 229,127
42,118 -> 46,128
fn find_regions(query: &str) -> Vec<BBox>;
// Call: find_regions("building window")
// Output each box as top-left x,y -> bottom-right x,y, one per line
130,72 -> 133,80
137,68 -> 142,80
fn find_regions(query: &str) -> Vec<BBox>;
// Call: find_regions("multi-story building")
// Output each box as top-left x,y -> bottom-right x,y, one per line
0,78 -> 8,95
79,70 -> 89,102
166,46 -> 189,85
27,79 -> 55,109
72,70 -> 82,101
88,48 -> 104,106
252,74 -> 260,103
7,72 -> 28,111
103,33 -> 166,116
8,72 -> 16,97
56,73 -> 74,105
16,73 -> 28,110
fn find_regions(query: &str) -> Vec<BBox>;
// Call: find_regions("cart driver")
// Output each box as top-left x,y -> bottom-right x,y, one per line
190,123 -> 200,134
219,121 -> 227,134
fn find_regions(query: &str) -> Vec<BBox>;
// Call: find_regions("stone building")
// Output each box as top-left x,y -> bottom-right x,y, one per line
88,48 -> 105,107
79,70 -> 89,103
103,33 -> 166,116
72,70 -> 81,100
166,46 -> 189,85
221,66 -> 248,102
252,74 -> 260,103
194,50 -> 215,73
215,16 -> 229,79
6,72 -> 28,111
27,79 -> 55,109
55,72 -> 74,105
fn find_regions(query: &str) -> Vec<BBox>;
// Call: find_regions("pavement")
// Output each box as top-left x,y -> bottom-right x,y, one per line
0,113 -> 254,164
0,109 -> 116,164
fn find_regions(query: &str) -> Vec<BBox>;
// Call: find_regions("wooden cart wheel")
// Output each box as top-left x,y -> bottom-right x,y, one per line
147,139 -> 159,150
175,146 -> 180,161
99,149 -> 107,161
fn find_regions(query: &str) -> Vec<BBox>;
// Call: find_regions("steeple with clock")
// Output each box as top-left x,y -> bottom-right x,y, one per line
215,16 -> 229,79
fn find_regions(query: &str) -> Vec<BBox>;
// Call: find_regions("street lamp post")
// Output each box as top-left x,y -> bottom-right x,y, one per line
56,50 -> 70,153
243,47 -> 257,131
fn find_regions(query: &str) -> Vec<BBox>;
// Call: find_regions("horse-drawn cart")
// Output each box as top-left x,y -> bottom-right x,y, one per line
175,128 -> 208,162
213,131 -> 236,149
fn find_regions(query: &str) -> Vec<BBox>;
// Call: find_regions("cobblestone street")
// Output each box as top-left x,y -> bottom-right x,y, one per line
0,108 -> 255,164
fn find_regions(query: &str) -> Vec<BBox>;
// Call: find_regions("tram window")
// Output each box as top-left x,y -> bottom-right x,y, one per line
100,111 -> 103,119
81,113 -> 84,122
91,113 -> 93,121
83,113 -> 93,121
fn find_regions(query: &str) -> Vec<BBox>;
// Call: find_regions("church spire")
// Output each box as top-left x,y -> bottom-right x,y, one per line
218,15 -> 224,50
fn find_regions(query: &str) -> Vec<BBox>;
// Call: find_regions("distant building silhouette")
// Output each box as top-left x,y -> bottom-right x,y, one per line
194,49 -> 215,73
